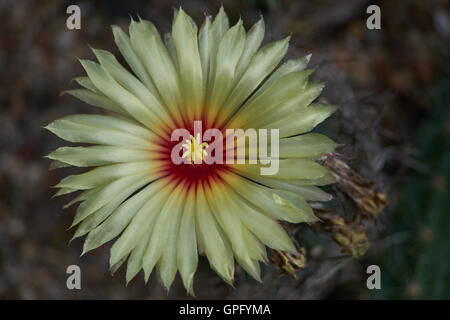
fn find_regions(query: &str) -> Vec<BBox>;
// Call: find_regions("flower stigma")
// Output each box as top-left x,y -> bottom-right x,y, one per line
181,133 -> 209,163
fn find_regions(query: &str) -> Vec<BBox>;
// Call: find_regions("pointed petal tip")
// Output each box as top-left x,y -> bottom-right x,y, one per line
185,280 -> 196,296
68,234 -> 77,245
77,58 -> 88,67
143,269 -> 151,284
70,76 -> 80,84
229,276 -> 236,288
309,65 -> 319,73
253,273 -> 263,283
68,217 -> 81,231
125,269 -> 138,286
81,241 -> 96,257
109,258 -> 116,270
187,289 -> 196,297
181,272 -> 196,296
163,282 -> 171,295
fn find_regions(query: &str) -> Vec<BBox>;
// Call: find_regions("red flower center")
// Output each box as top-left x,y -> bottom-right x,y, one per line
155,119 -> 230,187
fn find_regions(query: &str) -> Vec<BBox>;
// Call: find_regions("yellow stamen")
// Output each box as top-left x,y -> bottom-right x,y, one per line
181,134 -> 208,163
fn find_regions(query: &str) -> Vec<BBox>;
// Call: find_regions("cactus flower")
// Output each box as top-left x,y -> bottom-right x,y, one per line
46,7 -> 338,295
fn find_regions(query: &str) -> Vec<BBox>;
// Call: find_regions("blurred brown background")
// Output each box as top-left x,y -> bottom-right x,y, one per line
0,0 -> 449,299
